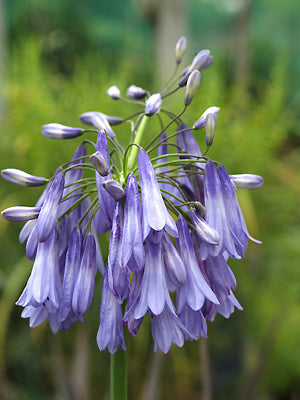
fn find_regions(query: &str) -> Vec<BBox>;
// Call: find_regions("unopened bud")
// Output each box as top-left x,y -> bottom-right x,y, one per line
175,36 -> 187,64
184,70 -> 201,106
1,206 -> 41,222
1,169 -> 47,187
42,123 -> 83,139
102,179 -> 125,200
178,50 -> 210,87
126,85 -> 146,99
90,152 -> 109,176
229,174 -> 264,190
205,113 -> 217,146
201,55 -> 214,70
79,111 -> 122,126
107,85 -> 121,100
145,93 -> 162,116
91,113 -> 116,138
193,106 -> 220,130
189,208 -> 219,245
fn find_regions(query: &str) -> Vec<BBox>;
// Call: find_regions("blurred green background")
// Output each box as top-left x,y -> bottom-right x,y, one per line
0,0 -> 299,399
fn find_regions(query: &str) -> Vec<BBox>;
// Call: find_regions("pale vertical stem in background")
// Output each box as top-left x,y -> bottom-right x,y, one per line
70,324 -> 89,400
134,0 -> 187,83
140,351 -> 163,400
200,339 -> 212,400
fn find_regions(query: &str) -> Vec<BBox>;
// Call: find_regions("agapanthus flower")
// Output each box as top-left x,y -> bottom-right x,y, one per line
1,36 -> 263,355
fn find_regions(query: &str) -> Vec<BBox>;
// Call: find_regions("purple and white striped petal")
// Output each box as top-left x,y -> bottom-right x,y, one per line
178,304 -> 207,340
229,174 -> 264,190
189,208 -> 219,245
162,233 -> 186,288
1,206 -> 41,222
1,169 -> 47,187
79,111 -> 122,126
41,123 -> 83,139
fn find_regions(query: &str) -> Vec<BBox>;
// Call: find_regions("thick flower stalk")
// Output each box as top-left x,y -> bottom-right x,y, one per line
1,36 -> 263,357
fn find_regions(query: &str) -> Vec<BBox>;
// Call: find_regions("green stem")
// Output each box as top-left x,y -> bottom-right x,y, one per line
126,115 -> 149,172
110,347 -> 127,400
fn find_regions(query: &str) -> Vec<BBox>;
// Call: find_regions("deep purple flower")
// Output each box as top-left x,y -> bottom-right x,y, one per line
97,268 -> 126,354
119,173 -> 145,270
42,123 -> 83,139
138,149 -> 177,239
1,169 -> 47,187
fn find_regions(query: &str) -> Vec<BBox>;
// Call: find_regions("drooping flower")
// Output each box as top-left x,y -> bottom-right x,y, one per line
119,173 -> 145,270
138,148 -> 177,239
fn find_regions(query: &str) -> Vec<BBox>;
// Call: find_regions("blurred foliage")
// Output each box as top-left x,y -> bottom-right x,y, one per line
0,31 -> 299,400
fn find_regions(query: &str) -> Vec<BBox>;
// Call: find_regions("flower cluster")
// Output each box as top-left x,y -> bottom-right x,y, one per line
1,37 -> 263,354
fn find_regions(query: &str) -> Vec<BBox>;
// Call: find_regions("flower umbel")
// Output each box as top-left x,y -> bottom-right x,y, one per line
1,36 -> 263,355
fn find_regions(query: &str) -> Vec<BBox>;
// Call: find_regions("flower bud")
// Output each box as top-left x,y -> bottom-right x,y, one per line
102,179 -> 125,200
184,70 -> 201,106
79,112 -> 122,126
178,50 -> 210,87
175,36 -> 187,64
189,208 -> 219,245
193,106 -> 220,130
41,123 -> 83,139
145,93 -> 162,116
91,113 -> 116,138
1,169 -> 47,187
201,55 -> 214,70
2,206 -> 41,222
126,85 -> 146,99
205,113 -> 217,146
229,174 -> 264,190
90,151 -> 109,176
107,85 -> 121,100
